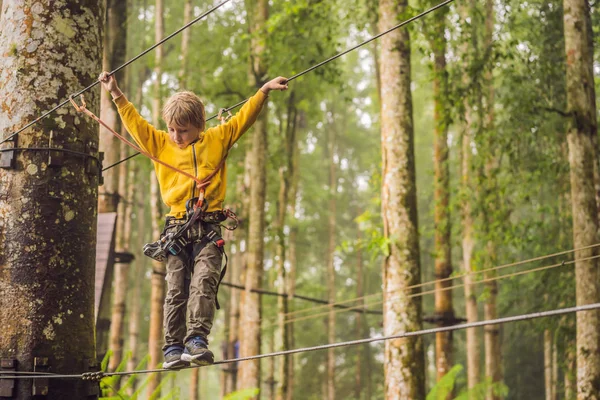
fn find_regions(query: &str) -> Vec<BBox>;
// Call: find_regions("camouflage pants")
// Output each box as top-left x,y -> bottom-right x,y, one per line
161,221 -> 223,351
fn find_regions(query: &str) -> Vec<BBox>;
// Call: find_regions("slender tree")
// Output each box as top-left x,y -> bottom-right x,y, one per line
147,0 -> 166,394
148,171 -> 166,394
108,142 -> 134,373
459,0 -> 481,389
239,0 -> 269,393
326,109 -> 337,400
285,123 -> 300,400
424,0 -> 454,382
179,0 -> 192,88
126,167 -> 145,395
97,0 -> 127,358
378,0 -> 425,397
276,97 -> 297,400
544,330 -> 553,400
0,1 -> 103,398
562,0 -> 600,397
99,0 -> 127,213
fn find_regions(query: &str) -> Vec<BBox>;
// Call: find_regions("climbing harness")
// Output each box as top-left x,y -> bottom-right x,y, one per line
70,92 -> 240,312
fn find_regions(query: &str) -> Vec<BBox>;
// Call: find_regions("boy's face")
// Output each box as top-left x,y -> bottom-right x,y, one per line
167,122 -> 201,149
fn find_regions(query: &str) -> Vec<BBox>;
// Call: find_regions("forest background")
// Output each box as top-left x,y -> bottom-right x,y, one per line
1,0 -> 599,399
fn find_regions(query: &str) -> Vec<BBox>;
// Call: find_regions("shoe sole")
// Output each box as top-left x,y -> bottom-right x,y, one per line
162,358 -> 189,370
181,352 -> 214,366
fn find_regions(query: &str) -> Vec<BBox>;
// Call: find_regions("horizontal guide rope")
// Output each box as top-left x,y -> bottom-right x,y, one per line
0,147 -> 99,161
2,302 -> 599,380
284,243 -> 600,319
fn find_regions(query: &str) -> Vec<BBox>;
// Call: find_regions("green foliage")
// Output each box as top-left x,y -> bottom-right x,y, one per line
426,365 -> 509,400
223,388 -> 261,400
426,365 -> 463,400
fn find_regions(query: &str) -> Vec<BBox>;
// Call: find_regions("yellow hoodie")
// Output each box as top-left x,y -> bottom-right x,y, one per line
114,90 -> 268,218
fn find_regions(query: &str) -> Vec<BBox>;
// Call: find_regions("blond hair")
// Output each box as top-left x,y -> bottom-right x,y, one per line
162,91 -> 206,131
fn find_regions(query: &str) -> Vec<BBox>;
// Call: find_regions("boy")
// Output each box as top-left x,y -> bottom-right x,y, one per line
99,71 -> 288,369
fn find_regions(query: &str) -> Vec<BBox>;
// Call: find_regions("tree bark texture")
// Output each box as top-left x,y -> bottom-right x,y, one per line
108,143 -> 134,373
378,0 -> 425,398
190,368 -> 199,400
326,116 -> 337,400
0,1 -> 103,398
427,0 -> 454,383
544,330 -> 553,400
147,0 -> 166,393
148,171 -> 166,395
126,179 -> 146,394
98,0 -> 126,214
179,0 -> 192,88
563,0 -> 600,397
285,129 -> 300,400
239,0 -> 269,394
275,99 -> 296,400
355,226 -> 366,400
459,0 -> 481,389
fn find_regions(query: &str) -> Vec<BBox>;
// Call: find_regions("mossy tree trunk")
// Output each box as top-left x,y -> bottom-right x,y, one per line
239,0 -> 269,394
378,0 -> 425,397
562,0 -> 600,397
0,1 -> 103,398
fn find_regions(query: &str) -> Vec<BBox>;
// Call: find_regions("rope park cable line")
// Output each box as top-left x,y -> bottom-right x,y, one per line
217,243 -> 600,336
283,242 -> 600,318
2,302 -> 599,381
222,249 -> 600,340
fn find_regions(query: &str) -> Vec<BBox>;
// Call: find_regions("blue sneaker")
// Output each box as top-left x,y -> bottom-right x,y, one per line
181,337 -> 214,366
162,346 -> 188,369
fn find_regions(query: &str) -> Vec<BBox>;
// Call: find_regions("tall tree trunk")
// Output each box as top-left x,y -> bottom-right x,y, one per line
552,341 -> 558,400
285,129 -> 300,400
565,340 -> 576,400
97,0 -> 127,359
179,0 -> 192,88
427,0 -> 453,383
355,226 -> 365,400
99,0 -> 126,213
563,0 -> 600,397
148,172 -> 166,395
544,330 -> 553,400
126,171 -> 145,395
191,367 -> 199,400
0,1 -> 103,398
326,114 -> 337,400
482,3 -> 502,398
147,0 -> 166,394
378,0 -> 425,397
276,99 -> 296,400
459,0 -> 481,390
108,143 -> 134,374
239,0 -> 269,394
226,235 -> 242,393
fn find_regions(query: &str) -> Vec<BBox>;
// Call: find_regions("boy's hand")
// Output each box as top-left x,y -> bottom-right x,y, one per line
260,77 -> 288,94
98,71 -> 123,99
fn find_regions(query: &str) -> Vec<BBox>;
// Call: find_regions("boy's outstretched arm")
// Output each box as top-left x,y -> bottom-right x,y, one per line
217,76 -> 288,148
99,71 -> 166,156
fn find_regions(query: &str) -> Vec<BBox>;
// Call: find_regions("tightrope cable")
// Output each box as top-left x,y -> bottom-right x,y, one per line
284,243 -> 600,319
3,302 -> 599,380
220,251 -> 597,340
